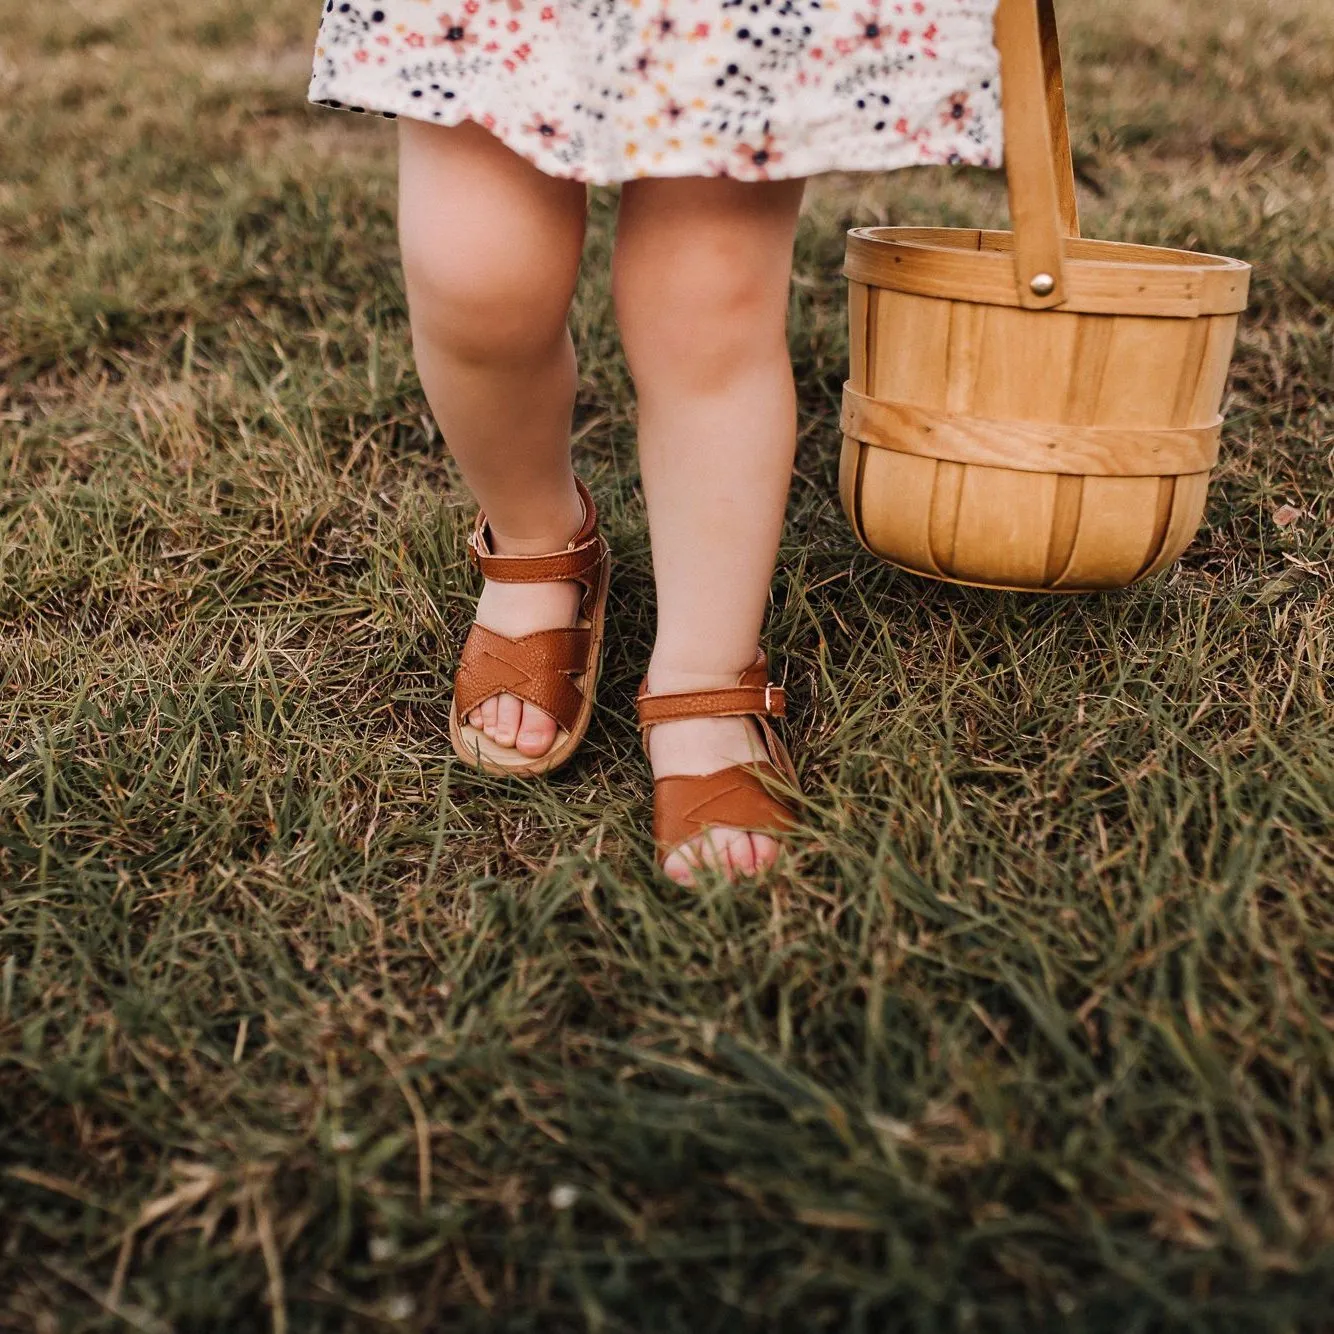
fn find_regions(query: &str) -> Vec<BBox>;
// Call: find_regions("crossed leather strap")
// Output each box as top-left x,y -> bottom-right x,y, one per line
636,653 -> 799,865
453,478 -> 609,735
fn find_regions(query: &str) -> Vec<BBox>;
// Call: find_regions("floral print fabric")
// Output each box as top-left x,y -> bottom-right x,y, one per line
309,0 -> 1002,184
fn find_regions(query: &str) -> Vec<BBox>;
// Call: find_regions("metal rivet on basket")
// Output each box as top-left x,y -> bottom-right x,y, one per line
1030,272 -> 1056,297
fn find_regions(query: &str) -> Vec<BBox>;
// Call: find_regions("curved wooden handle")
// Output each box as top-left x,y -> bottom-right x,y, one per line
994,0 -> 1080,308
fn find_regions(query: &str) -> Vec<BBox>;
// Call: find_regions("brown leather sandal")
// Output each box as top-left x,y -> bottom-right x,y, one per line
448,476 -> 611,777
635,651 -> 801,871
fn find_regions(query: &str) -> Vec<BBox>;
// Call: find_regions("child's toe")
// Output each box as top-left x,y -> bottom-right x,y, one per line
662,842 -> 702,885
493,693 -> 522,746
749,833 -> 780,874
662,828 -> 782,887
515,702 -> 557,757
724,831 -> 758,877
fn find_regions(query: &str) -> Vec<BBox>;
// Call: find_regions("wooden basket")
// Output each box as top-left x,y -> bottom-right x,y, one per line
837,0 -> 1251,592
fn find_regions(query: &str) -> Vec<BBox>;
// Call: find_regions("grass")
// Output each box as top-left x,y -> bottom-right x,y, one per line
1,0 -> 1331,1328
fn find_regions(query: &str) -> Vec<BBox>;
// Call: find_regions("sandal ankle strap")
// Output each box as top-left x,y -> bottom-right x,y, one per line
636,682 -> 785,729
467,477 -> 607,607
635,652 -> 785,731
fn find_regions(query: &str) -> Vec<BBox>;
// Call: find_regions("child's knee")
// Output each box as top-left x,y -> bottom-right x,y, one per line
614,246 -> 785,389
402,239 -> 573,364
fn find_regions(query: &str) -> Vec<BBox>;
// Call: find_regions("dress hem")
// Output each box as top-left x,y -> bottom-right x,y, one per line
307,84 -> 1001,186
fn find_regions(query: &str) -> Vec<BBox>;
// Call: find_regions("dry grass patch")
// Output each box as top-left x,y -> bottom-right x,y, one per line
2,0 -> 1332,1329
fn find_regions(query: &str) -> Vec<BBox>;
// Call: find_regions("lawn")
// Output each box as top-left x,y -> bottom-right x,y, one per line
1,0 -> 1331,1328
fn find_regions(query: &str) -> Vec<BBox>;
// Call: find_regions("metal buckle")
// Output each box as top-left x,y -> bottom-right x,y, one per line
764,684 -> 777,714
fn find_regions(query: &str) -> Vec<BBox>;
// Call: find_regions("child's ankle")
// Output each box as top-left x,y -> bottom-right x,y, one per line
484,483 -> 584,557
645,656 -> 759,697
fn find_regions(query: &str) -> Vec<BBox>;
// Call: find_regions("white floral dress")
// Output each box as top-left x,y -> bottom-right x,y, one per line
309,0 -> 1002,184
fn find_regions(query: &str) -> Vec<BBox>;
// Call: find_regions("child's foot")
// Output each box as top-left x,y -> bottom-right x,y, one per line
644,667 -> 784,885
464,499 -> 584,758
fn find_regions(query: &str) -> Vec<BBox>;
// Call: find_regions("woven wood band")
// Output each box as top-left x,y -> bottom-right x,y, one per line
840,385 -> 1222,478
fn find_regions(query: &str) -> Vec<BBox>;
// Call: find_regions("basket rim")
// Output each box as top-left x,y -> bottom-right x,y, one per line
846,224 -> 1251,274
843,226 -> 1251,317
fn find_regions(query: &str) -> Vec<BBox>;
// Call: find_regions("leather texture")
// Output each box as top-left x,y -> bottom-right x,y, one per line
650,766 -> 798,861
467,476 -> 606,619
636,684 -> 785,728
454,476 -> 609,732
637,651 -> 800,868
453,623 -> 592,732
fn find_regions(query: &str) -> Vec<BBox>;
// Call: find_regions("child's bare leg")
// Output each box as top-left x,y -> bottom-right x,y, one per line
398,118 -> 588,757
612,174 -> 806,885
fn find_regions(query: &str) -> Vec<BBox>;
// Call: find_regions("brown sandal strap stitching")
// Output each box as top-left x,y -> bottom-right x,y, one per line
468,535 -> 606,589
636,684 -> 786,729
454,622 -> 592,732
466,477 -> 607,618
468,477 -> 598,572
652,764 -> 798,864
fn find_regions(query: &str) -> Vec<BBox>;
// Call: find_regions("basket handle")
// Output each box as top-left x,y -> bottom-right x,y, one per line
994,0 -> 1080,309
